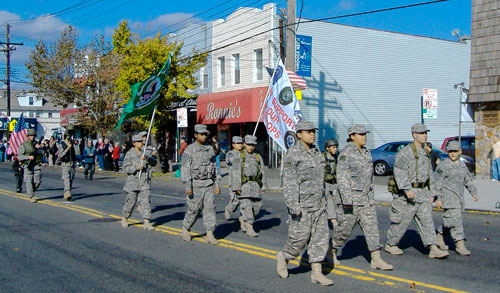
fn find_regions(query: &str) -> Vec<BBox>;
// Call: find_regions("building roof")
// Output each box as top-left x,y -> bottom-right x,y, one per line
0,89 -> 64,111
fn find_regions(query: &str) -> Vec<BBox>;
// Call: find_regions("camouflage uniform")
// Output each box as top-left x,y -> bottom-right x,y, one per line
224,137 -> 243,216
18,135 -> 42,200
386,143 -> 438,247
323,151 -> 338,220
433,157 -> 477,241
279,140 -> 329,263
59,140 -> 76,191
332,142 -> 383,252
230,147 -> 267,225
181,140 -> 221,232
122,146 -> 157,220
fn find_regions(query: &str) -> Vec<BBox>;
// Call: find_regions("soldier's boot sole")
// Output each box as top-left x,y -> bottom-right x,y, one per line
384,244 -> 404,255
239,216 -> 247,232
276,252 -> 289,279
121,217 -> 128,228
455,240 -> 471,256
370,250 -> 393,271
245,224 -> 258,237
429,245 -> 449,259
436,233 -> 449,251
143,219 -> 155,231
310,263 -> 334,286
224,205 -> 231,220
206,230 -> 219,245
29,197 -> 37,203
182,227 -> 192,241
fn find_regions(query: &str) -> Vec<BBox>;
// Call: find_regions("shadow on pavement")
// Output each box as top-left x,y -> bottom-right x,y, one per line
152,203 -> 185,213
255,217 -> 281,233
73,192 -> 121,201
153,212 -> 185,226
338,236 -> 371,263
398,230 -> 429,254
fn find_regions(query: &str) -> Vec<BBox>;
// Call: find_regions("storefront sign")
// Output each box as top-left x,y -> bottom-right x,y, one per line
422,88 -> 438,119
168,98 -> 197,110
482,110 -> 500,127
295,35 -> 312,77
177,107 -> 188,128
0,118 -> 8,130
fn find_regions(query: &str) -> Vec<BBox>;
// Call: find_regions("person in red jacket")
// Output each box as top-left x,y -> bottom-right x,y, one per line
112,142 -> 121,172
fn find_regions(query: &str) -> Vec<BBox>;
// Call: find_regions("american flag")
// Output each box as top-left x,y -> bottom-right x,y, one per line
8,114 -> 28,155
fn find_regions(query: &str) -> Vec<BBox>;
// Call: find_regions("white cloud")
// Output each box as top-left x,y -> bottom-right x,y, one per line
338,0 -> 358,11
127,12 -> 205,36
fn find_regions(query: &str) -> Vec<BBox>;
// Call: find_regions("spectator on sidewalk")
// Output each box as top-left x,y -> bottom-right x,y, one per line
490,135 -> 500,181
0,138 -> 6,162
112,142 -> 121,172
83,139 -> 96,180
95,138 -> 105,170
49,137 -> 58,166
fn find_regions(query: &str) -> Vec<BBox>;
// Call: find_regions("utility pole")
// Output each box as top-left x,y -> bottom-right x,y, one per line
285,0 -> 296,71
279,18 -> 285,62
0,23 -> 24,116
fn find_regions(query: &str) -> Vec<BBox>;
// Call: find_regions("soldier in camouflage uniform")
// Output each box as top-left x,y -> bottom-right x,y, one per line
18,129 -> 42,203
331,125 -> 393,270
181,124 -> 221,245
276,121 -> 333,286
121,132 -> 157,230
230,135 -> 267,237
59,132 -> 76,201
433,140 -> 478,256
224,136 -> 244,220
385,123 -> 449,259
323,139 -> 339,226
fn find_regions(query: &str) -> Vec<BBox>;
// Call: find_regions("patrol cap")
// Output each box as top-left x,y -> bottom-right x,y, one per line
348,124 -> 370,135
137,131 -> 147,138
194,124 -> 208,134
244,135 -> 257,145
132,133 -> 144,142
26,129 -> 36,136
295,120 -> 318,132
232,136 -> 243,143
446,140 -> 461,151
324,139 -> 339,148
411,123 -> 430,133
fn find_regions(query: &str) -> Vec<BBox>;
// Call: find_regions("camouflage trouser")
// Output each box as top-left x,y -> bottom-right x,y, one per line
122,190 -> 152,220
332,204 -> 382,252
183,185 -> 216,231
282,209 -> 329,263
61,162 -> 75,191
225,191 -> 240,214
325,183 -> 338,220
240,198 -> 262,225
386,197 -> 437,247
24,165 -> 42,198
437,208 -> 465,242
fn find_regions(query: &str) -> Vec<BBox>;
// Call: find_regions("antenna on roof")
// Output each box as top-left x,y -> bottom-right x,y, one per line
451,29 -> 460,38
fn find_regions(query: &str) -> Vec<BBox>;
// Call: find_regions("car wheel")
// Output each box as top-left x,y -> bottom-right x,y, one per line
374,161 -> 389,176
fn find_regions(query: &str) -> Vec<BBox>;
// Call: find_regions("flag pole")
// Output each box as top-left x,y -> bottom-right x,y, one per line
138,105 -> 157,179
253,56 -> 281,136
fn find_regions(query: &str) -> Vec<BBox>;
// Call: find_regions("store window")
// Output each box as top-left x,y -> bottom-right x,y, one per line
232,53 -> 240,85
254,48 -> 263,81
48,112 -> 53,118
29,96 -> 34,105
218,56 -> 225,87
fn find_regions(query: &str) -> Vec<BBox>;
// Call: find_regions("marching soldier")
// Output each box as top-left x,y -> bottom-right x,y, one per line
434,140 -> 478,256
276,121 -> 333,286
230,135 -> 267,237
121,132 -> 157,230
385,123 -> 449,258
59,131 -> 77,201
331,125 -> 393,270
18,129 -> 43,203
181,124 -> 221,245
224,136 -> 244,220
323,139 -> 339,228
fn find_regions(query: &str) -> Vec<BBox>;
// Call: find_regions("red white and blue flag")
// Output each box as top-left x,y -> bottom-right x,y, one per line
8,114 -> 28,155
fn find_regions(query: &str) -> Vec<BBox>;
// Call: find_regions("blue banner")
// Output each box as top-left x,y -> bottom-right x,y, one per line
295,35 -> 312,77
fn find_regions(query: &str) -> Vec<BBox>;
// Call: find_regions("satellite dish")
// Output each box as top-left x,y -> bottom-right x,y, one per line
452,29 -> 460,37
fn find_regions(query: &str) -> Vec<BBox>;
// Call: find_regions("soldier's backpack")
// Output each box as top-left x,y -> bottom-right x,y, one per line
387,143 -> 430,193
240,150 -> 263,187
323,152 -> 336,184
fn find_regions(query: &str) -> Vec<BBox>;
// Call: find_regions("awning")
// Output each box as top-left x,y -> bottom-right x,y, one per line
197,87 -> 267,124
60,108 -> 86,126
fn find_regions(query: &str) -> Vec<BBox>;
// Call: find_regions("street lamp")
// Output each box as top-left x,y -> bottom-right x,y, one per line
454,82 -> 468,145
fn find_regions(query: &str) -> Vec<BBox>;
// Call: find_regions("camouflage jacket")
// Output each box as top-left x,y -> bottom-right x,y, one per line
18,140 -> 42,169
394,143 -> 433,203
226,149 -> 239,188
181,142 -> 221,192
433,158 -> 477,209
337,142 -> 375,206
230,150 -> 267,199
122,147 -> 157,192
283,141 -> 326,214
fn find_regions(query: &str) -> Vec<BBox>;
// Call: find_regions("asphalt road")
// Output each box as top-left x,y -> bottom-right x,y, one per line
0,163 -> 499,292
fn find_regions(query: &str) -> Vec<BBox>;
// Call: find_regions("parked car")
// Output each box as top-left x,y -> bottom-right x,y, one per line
370,141 -> 475,176
441,136 -> 475,160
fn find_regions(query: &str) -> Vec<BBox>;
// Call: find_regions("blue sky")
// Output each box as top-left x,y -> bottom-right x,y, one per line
1,0 -> 471,88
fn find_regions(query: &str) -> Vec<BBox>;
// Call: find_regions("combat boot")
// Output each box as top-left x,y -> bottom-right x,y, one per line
206,230 -> 219,245
239,216 -> 247,232
182,227 -> 192,241
29,196 -> 37,203
370,250 -> 393,270
63,190 -> 72,201
384,243 -> 403,255
429,245 -> 449,259
325,247 -> 341,266
455,240 -> 471,256
276,251 -> 289,279
121,217 -> 128,228
436,233 -> 449,250
224,205 -> 231,220
143,219 -> 154,231
245,224 -> 258,237
310,263 -> 334,286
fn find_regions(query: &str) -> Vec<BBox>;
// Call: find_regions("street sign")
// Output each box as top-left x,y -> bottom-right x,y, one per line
422,88 -> 438,119
295,35 -> 312,77
176,107 -> 188,128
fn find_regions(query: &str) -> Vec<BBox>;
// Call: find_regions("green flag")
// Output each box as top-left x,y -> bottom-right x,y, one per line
115,55 -> 172,129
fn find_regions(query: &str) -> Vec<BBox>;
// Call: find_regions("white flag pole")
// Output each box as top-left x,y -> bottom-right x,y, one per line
138,105 -> 157,179
253,56 -> 281,136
